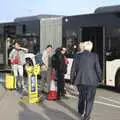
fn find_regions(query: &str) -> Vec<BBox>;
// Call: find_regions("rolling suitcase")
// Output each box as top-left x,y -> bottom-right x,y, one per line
5,73 -> 16,90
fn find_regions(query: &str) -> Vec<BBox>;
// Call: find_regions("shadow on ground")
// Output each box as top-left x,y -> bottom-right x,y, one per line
56,100 -> 80,118
98,85 -> 120,93
18,101 -> 46,120
18,100 -> 79,120
38,102 -> 79,120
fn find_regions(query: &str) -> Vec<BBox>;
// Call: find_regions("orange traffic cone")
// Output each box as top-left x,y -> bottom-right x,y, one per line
47,71 -> 57,100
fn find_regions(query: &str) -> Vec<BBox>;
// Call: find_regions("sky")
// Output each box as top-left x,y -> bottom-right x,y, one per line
1,0 -> 120,22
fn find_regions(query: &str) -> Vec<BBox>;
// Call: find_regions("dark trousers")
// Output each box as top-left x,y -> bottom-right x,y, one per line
77,85 -> 96,119
56,72 -> 65,98
16,76 -> 24,89
39,71 -> 48,91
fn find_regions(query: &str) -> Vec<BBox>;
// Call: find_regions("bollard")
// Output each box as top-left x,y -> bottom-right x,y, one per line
26,65 -> 40,104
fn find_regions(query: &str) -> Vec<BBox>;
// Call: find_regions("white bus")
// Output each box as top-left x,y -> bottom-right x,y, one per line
62,6 -> 120,90
1,6 -> 120,91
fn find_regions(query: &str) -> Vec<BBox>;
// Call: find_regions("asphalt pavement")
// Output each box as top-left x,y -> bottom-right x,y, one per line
0,83 -> 120,120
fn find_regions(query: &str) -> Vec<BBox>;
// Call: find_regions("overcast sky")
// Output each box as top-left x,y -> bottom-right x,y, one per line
1,0 -> 120,22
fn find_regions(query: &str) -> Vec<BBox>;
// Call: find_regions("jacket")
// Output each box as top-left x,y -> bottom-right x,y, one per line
70,50 -> 102,86
41,49 -> 51,71
52,51 -> 67,74
9,48 -> 26,65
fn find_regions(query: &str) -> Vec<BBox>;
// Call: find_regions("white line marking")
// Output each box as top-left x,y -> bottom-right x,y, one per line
98,96 -> 120,105
66,94 -> 77,99
95,101 -> 120,109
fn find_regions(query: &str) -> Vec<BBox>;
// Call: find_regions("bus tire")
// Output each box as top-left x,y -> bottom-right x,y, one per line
115,69 -> 120,91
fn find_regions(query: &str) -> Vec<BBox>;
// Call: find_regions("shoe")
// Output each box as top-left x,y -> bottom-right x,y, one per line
64,90 -> 66,94
79,113 -> 85,120
82,116 -> 90,120
16,87 -> 19,91
20,96 -> 23,99
23,90 -> 28,96
61,93 -> 65,97
39,94 -> 45,101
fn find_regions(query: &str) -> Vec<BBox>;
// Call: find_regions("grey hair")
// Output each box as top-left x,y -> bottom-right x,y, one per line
84,41 -> 93,52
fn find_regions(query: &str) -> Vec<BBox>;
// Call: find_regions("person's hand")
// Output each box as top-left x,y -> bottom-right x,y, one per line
19,47 -> 28,52
98,80 -> 104,85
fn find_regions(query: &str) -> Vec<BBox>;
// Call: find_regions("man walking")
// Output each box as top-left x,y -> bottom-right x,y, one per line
70,41 -> 102,120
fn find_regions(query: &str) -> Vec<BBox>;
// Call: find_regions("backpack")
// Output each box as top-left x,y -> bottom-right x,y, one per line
35,52 -> 43,65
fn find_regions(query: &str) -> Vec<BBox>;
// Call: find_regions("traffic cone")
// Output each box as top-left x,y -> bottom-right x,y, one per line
47,71 -> 57,100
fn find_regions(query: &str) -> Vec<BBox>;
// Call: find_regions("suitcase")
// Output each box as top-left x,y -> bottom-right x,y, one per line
5,73 -> 16,89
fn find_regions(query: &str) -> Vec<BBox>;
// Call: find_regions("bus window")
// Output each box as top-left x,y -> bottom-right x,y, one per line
20,35 -> 39,54
63,31 -> 79,58
105,27 -> 120,60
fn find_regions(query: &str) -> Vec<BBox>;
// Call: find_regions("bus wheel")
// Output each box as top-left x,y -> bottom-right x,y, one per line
115,70 -> 120,91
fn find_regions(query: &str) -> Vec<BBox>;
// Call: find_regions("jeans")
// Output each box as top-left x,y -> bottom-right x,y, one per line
39,71 -> 48,91
11,64 -> 24,89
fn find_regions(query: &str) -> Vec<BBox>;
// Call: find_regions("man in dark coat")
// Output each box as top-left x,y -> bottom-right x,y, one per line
70,41 -> 102,120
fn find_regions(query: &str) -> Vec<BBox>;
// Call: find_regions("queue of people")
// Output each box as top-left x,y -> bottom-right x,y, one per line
9,40 -> 102,120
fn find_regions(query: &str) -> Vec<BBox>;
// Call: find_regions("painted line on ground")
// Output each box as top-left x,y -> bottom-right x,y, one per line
95,100 -> 120,109
66,94 -> 77,99
98,96 -> 120,105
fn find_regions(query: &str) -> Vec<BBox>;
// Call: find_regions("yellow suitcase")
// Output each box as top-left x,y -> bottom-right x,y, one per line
5,73 -> 16,89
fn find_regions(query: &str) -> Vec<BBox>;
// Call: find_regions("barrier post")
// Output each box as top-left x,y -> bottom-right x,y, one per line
26,65 -> 40,104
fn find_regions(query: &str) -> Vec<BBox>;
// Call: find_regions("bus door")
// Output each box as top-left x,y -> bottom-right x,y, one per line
63,29 -> 81,58
82,27 -> 104,69
3,24 -> 17,69
63,29 -> 81,79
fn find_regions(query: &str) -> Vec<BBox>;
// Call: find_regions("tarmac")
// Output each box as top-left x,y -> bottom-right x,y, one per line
0,83 -> 81,120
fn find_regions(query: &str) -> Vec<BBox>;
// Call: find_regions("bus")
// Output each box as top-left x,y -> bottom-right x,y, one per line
0,15 -> 63,71
1,6 -> 120,90
63,5 -> 120,90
